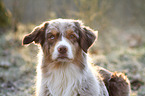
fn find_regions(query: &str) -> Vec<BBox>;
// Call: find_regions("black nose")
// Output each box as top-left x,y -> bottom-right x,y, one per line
58,46 -> 68,54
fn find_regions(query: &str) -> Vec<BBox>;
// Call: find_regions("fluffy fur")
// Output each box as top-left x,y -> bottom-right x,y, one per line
23,19 -> 130,96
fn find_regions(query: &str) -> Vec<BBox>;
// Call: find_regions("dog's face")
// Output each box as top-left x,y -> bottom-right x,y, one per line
23,19 -> 97,63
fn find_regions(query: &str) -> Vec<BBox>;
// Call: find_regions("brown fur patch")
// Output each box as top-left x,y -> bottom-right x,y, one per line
97,66 -> 130,96
108,72 -> 130,96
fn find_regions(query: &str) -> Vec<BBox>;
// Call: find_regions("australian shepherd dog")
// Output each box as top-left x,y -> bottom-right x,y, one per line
23,19 -> 130,96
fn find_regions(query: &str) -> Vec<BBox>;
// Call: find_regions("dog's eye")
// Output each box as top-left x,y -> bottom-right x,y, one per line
69,34 -> 76,39
48,35 -> 55,40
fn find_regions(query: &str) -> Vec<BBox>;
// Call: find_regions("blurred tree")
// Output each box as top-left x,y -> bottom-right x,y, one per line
46,0 -> 76,19
12,0 -> 26,32
0,0 -> 11,28
74,0 -> 112,30
131,0 -> 145,27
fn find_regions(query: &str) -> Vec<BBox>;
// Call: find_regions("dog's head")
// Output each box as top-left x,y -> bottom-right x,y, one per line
23,19 -> 97,63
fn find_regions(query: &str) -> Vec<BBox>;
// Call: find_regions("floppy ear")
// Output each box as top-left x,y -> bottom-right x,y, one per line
22,22 -> 49,46
75,21 -> 97,53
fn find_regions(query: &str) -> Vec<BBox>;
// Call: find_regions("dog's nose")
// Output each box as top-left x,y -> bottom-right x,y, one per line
58,46 -> 68,54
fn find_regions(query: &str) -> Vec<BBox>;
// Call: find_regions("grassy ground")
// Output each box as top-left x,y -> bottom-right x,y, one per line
0,24 -> 145,96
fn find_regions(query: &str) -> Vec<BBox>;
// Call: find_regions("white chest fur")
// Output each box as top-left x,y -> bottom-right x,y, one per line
45,64 -> 82,96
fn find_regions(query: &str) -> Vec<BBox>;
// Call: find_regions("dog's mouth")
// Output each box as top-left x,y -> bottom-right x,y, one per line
58,54 -> 67,58
56,54 -> 72,61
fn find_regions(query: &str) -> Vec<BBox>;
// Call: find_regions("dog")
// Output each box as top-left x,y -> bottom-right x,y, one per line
23,19 -> 130,96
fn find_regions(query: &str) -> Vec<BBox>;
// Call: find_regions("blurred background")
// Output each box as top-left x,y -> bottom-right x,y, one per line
0,0 -> 145,95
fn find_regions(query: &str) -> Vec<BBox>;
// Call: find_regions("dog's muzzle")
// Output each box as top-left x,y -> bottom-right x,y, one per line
52,37 -> 74,61
57,45 -> 68,59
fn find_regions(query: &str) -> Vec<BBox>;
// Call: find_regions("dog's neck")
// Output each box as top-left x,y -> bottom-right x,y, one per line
42,62 -> 85,96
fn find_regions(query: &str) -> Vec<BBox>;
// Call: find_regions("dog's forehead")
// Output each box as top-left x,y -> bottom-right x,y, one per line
46,19 -> 76,33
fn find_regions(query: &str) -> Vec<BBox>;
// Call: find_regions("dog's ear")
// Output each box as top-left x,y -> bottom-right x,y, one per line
80,27 -> 97,53
75,21 -> 98,53
22,22 -> 49,45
